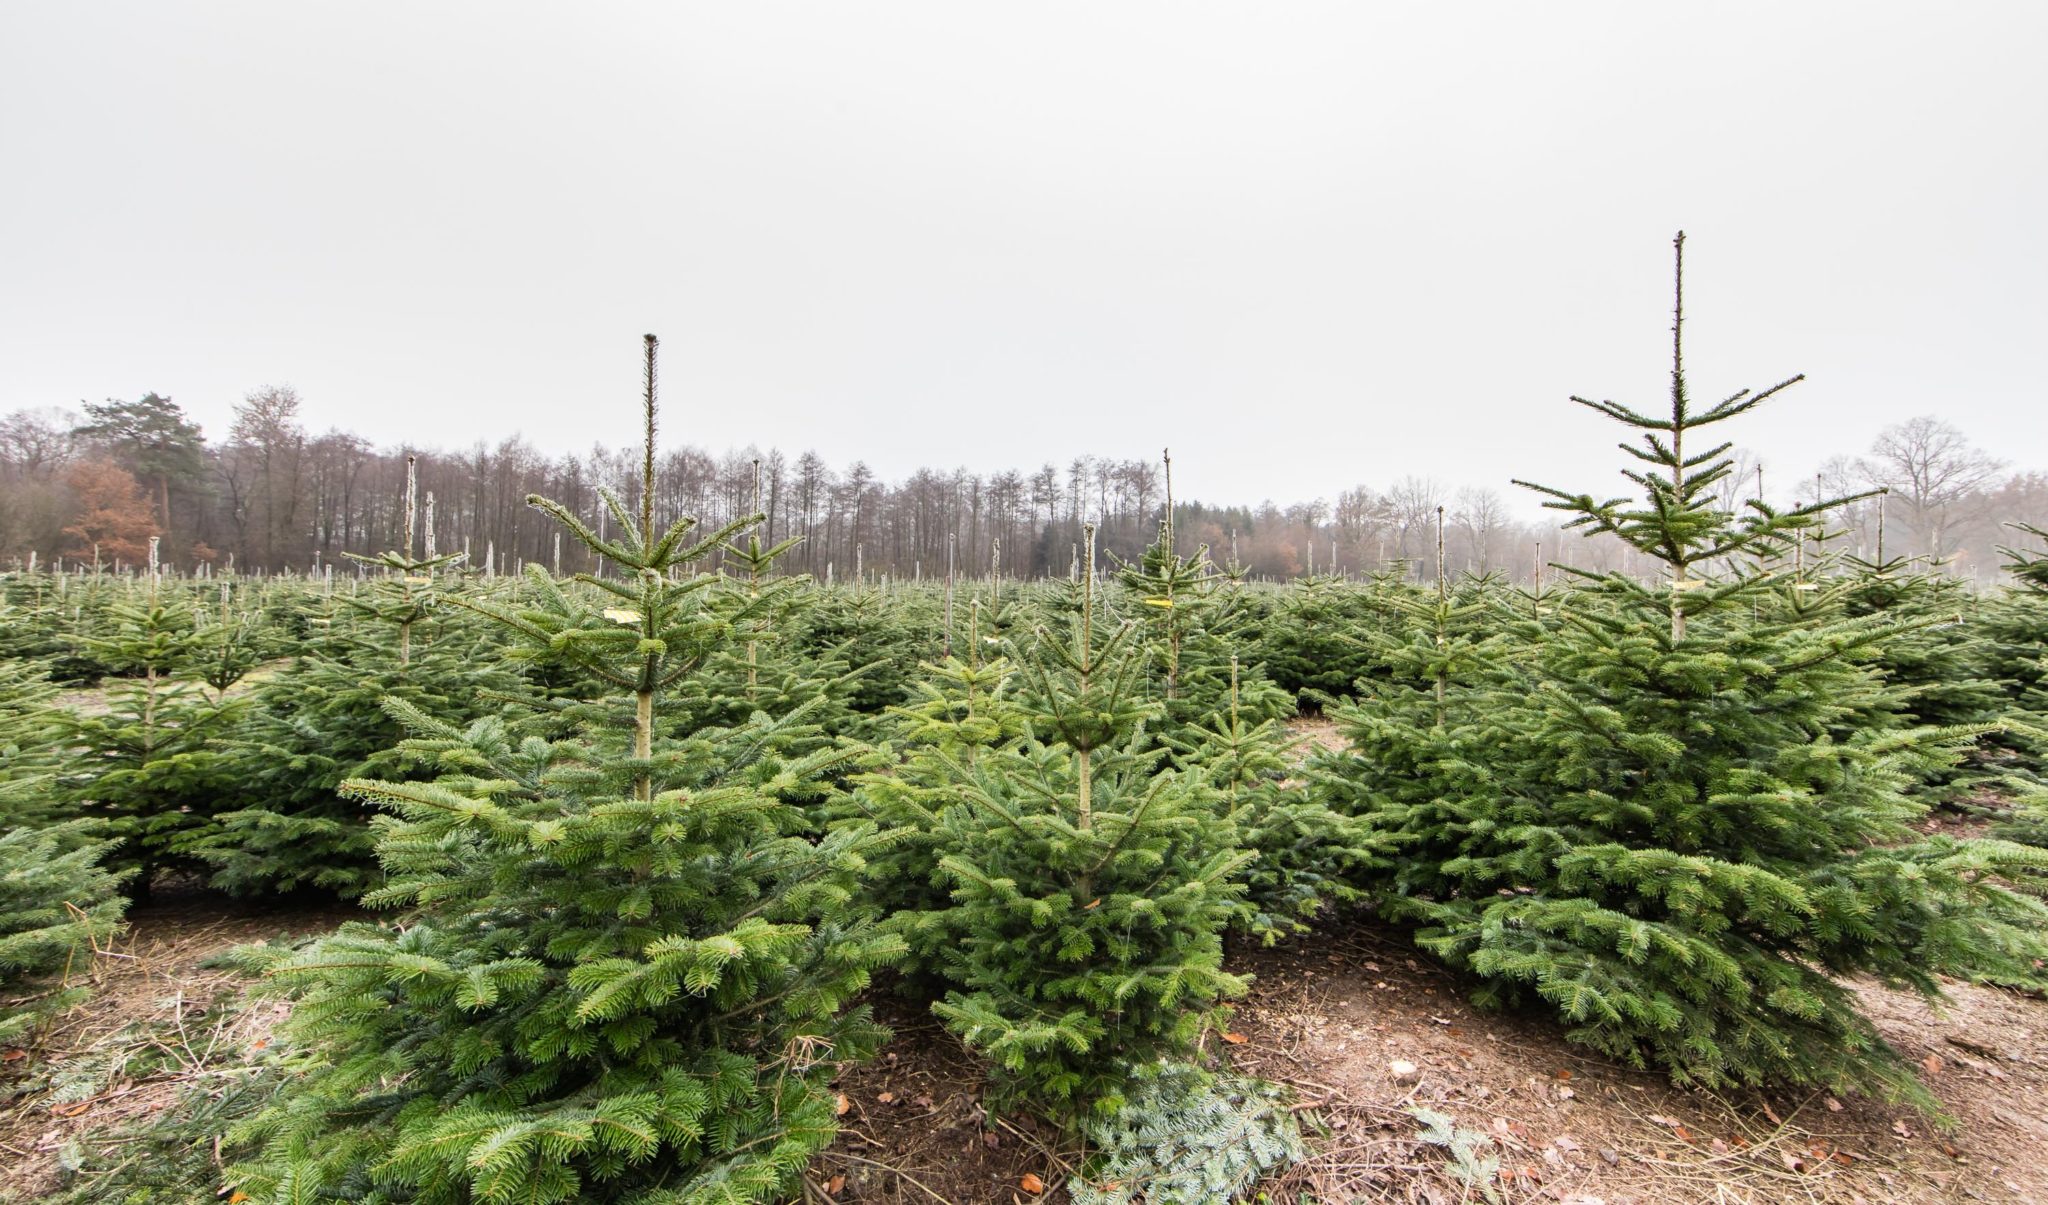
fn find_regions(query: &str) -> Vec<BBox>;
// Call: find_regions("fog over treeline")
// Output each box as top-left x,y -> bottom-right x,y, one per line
3,390 -> 2044,586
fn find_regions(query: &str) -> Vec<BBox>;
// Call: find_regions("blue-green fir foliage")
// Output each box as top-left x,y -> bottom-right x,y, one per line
1068,1061 -> 1304,1205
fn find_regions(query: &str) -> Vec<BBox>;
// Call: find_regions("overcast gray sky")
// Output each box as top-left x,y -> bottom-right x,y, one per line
3,2 -> 2042,514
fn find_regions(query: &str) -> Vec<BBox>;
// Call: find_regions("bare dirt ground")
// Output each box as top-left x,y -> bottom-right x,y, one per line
0,890 -> 357,1200
1238,922 -> 2048,1205
806,918 -> 2048,1205
1287,714 -> 1348,759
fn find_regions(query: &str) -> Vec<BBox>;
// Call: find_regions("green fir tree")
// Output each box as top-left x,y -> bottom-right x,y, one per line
1118,460 -> 1293,748
225,336 -> 904,1205
58,557 -> 248,895
0,612 -> 73,829
908,526 -> 1251,1117
1982,522 -> 2048,761
1331,234 -> 2048,1106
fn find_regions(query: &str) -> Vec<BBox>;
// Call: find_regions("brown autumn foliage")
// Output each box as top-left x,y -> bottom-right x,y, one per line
61,459 -> 159,565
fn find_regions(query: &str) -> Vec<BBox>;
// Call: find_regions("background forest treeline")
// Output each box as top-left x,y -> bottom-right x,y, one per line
3,388 -> 2044,582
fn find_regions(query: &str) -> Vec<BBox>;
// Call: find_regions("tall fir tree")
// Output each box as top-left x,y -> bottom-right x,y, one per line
1326,234 -> 2048,1105
227,336 -> 904,1204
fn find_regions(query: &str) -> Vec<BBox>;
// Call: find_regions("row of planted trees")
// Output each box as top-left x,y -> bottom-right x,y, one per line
4,241 -> 2048,1202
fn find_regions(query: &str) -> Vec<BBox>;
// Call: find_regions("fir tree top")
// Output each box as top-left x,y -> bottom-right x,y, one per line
1516,232 -> 1874,638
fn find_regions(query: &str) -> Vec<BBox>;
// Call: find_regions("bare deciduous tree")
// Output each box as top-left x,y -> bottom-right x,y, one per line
1855,416 -> 2003,560
1453,487 -> 1510,573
